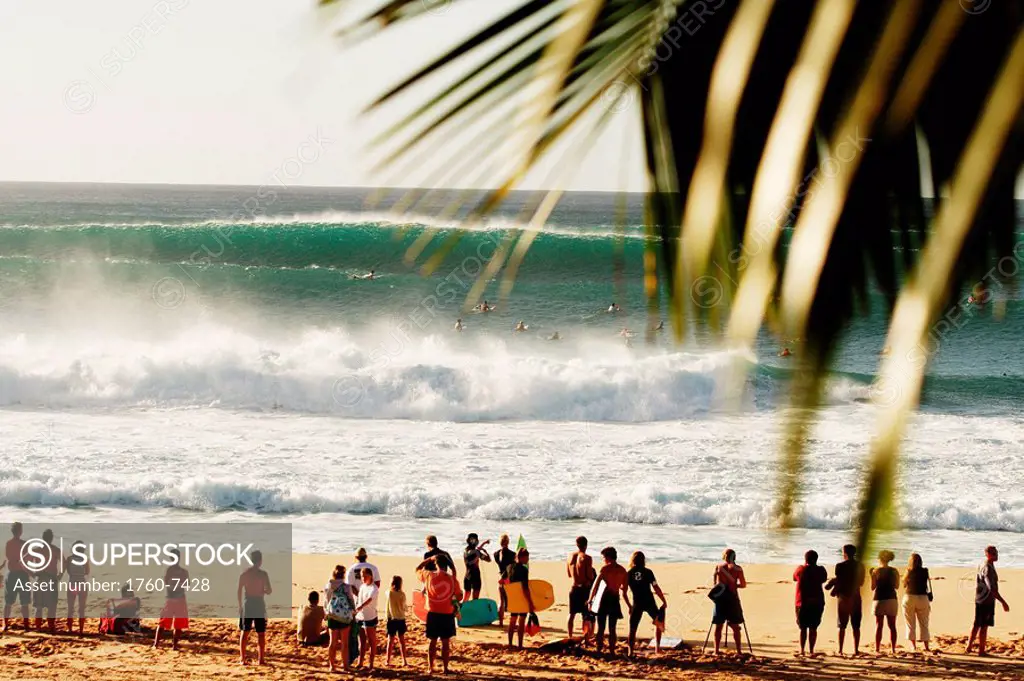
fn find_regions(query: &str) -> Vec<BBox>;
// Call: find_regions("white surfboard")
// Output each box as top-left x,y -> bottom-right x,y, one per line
590,580 -> 606,614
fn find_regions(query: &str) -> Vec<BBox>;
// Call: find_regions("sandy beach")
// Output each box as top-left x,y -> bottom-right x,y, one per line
2,554 -> 1022,680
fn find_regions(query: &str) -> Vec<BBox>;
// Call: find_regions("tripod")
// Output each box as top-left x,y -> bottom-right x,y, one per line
702,620 -> 754,655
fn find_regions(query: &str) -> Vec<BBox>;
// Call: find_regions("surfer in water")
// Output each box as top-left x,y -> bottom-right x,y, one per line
607,302 -> 621,314
652,320 -> 664,332
548,331 -> 561,341
514,321 -> 528,333
352,269 -> 375,280
454,319 -> 464,332
475,300 -> 494,313
462,534 -> 491,602
778,347 -> 792,357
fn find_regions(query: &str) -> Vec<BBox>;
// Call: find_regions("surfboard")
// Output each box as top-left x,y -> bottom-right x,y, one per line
590,580 -> 606,614
504,580 -> 555,613
412,591 -> 429,623
457,598 -> 498,627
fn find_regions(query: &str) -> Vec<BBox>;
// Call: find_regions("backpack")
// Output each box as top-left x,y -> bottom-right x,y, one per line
326,582 -> 354,624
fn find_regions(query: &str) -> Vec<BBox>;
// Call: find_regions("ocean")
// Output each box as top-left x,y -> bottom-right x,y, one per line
1,182 -> 1022,566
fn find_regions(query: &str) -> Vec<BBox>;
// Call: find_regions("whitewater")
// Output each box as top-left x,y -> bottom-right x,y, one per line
2,182 -> 1022,565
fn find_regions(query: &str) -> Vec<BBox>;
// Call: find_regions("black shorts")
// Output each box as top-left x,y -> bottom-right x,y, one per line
239,617 -> 267,633
386,619 -> 407,637
796,603 -> 824,630
629,602 -> 664,630
569,586 -> 593,616
359,617 -> 379,629
836,595 -> 862,630
974,601 -> 996,628
464,569 -> 482,593
4,570 -> 31,607
327,618 -> 351,631
712,593 -> 744,625
426,612 -> 456,640
597,592 -> 622,621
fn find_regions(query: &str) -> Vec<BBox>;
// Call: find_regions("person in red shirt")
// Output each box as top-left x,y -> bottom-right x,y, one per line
3,522 -> 30,632
793,550 -> 829,656
417,553 -> 463,675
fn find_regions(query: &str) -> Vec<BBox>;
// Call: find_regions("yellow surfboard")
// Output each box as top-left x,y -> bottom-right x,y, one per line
504,579 -> 555,613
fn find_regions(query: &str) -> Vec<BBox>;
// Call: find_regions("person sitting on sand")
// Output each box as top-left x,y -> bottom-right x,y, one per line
506,548 -> 535,649
712,548 -> 747,655
589,546 -> 629,655
625,551 -> 667,657
826,544 -> 866,656
902,552 -> 932,652
238,549 -> 272,666
567,536 -> 596,641
495,534 -> 516,627
454,318 -> 464,332
385,575 -> 409,667
298,591 -> 328,647
417,553 -> 462,675
103,583 -> 142,635
794,550 -> 828,657
354,568 -> 380,670
154,549 -> 189,651
870,550 -> 899,654
462,534 -> 491,602
967,545 -> 1010,656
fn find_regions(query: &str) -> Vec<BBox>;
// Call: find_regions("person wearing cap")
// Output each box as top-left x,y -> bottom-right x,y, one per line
347,548 -> 381,590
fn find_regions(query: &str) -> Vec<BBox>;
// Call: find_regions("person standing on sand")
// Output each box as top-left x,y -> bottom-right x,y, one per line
495,534 -> 516,627
325,565 -> 354,672
826,543 -> 865,656
348,547 -> 381,589
967,546 -> 1010,656
901,553 -> 932,652
32,529 -> 62,634
154,549 -> 189,651
64,541 -> 89,635
354,568 -> 380,670
417,553 -> 462,675
423,535 -> 457,578
567,535 -> 596,641
462,533 -> 491,602
506,548 -> 535,649
712,548 -> 746,655
870,550 -> 899,654
3,522 -> 30,632
589,546 -> 629,655
385,575 -> 409,667
625,551 -> 667,657
794,550 -> 828,657
238,549 -> 272,666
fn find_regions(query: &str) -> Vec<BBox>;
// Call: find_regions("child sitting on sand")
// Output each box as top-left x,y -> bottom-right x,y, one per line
385,576 -> 409,667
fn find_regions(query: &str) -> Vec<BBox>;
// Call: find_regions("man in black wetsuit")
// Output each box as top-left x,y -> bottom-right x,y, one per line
462,534 -> 491,602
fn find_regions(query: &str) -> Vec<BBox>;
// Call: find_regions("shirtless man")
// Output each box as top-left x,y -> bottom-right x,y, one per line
33,529 -> 62,633
238,550 -> 273,665
154,550 -> 190,650
589,547 -> 629,655
712,548 -> 747,655
566,536 -> 596,641
3,522 -> 30,632
454,319 -> 464,332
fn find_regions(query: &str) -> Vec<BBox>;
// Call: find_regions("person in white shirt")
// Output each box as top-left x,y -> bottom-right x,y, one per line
347,548 -> 381,590
354,570 -> 380,670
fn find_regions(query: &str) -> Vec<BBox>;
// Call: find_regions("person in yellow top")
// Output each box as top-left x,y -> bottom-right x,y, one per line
385,575 -> 408,667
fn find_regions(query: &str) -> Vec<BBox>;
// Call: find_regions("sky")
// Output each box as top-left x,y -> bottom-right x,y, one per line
0,0 -> 1019,195
0,0 -> 644,191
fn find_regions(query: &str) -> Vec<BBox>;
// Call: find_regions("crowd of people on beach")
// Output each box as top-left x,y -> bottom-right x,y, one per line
2,521 -> 1014,673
